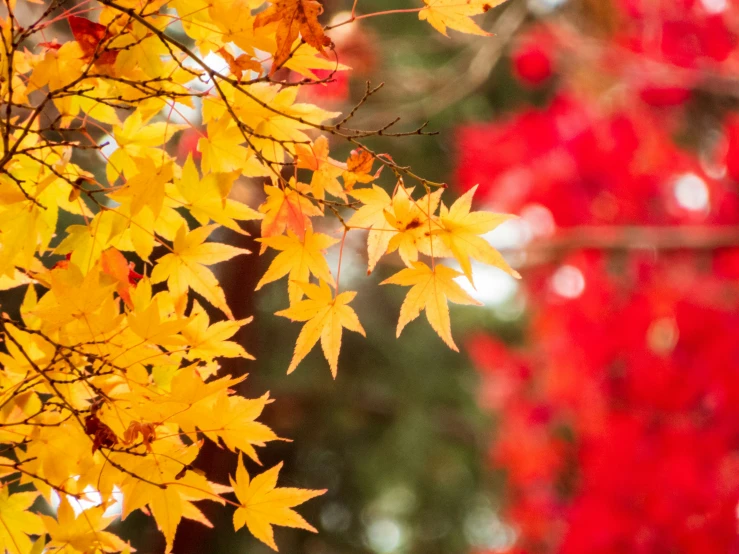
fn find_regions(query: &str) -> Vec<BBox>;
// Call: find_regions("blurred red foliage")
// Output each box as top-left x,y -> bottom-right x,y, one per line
459,1 -> 739,552
467,251 -> 739,552
512,28 -> 556,87
458,94 -> 739,227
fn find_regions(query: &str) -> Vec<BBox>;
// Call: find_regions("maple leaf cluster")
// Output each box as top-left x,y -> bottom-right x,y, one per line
0,0 -> 512,552
459,1 -> 739,553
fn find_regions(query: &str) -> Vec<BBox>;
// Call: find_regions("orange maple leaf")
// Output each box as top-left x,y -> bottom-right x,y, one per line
218,47 -> 262,81
342,147 -> 382,190
254,0 -> 334,75
259,182 -> 322,247
100,247 -> 141,308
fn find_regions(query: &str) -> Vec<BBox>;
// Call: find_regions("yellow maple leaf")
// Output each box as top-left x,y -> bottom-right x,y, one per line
256,229 -> 339,304
0,270 -> 31,292
198,116 -> 269,177
54,210 -> 128,273
113,157 -> 174,218
231,454 -> 325,551
114,26 -> 170,79
201,393 -> 279,462
347,185 -> 396,274
127,292 -> 190,346
434,184 -> 520,283
0,488 -> 43,554
0,324 -> 54,383
230,83 -> 339,163
117,365 -> 277,463
0,174 -> 59,274
150,224 -> 249,318
208,0 -> 275,56
25,42 -> 85,124
284,41 -> 350,80
165,370 -> 277,462
275,280 -> 365,377
180,300 -> 254,362
107,109 -> 185,184
41,496 -> 132,553
172,0 -> 230,54
384,186 -> 444,266
381,262 -> 481,351
32,265 -> 118,332
111,197 -> 190,262
171,154 -> 262,235
18,424 -> 96,500
0,391 -> 45,447
419,0 -> 506,36
117,440 -> 224,553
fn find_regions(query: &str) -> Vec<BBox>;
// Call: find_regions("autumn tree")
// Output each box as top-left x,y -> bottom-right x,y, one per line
0,0 -> 514,552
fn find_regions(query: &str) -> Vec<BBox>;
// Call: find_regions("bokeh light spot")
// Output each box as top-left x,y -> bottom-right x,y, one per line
647,317 -> 680,355
702,0 -> 728,14
365,518 -> 404,553
551,265 -> 585,299
674,173 -> 710,212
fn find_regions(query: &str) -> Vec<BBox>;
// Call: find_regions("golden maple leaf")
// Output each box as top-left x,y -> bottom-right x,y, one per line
419,0 -> 507,36
434,184 -> 520,283
0,488 -> 43,554
171,154 -> 262,235
106,109 -> 185,184
198,116 -> 270,177
346,185 -> 396,274
41,496 -> 132,553
150,224 -> 249,319
231,454 -> 325,551
275,280 -> 365,377
256,228 -> 339,304
180,301 -> 254,362
284,41 -> 350,80
384,185 -> 444,267
381,262 -> 481,351
117,440 -> 225,553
